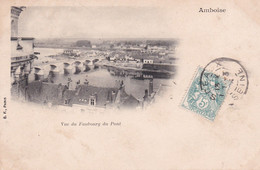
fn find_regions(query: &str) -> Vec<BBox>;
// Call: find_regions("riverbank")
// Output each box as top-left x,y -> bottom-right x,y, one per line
96,61 -> 175,74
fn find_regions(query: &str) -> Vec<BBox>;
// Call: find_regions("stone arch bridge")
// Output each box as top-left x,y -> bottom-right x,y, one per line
33,57 -> 102,78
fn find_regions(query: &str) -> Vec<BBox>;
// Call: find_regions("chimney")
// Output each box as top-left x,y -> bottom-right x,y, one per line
75,85 -> 81,96
144,89 -> 149,101
149,79 -> 153,96
106,91 -> 110,103
119,80 -> 125,91
115,80 -> 121,89
111,90 -> 116,103
67,78 -> 73,90
84,76 -> 89,85
57,84 -> 64,99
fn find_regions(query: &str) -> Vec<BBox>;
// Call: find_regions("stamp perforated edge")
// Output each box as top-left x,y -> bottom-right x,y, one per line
179,66 -> 231,121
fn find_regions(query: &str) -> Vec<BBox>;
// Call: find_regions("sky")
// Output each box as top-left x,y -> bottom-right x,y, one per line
18,6 -> 175,39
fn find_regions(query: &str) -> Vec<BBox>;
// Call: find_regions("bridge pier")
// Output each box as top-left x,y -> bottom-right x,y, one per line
64,62 -> 76,75
34,68 -> 44,81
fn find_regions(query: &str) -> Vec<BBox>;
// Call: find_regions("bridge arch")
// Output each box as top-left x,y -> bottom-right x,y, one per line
92,58 -> 99,64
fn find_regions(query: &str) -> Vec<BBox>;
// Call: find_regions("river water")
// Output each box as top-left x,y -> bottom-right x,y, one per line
31,48 -> 175,100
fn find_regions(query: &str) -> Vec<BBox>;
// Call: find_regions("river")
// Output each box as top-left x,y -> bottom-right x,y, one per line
31,48 -> 175,100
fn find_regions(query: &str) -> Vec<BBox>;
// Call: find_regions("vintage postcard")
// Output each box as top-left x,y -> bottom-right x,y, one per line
0,0 -> 260,169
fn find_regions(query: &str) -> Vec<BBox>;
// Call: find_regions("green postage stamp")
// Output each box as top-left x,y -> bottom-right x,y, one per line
182,67 -> 231,121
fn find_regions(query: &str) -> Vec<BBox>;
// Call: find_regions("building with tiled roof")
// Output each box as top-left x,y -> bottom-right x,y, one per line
26,80 -> 140,110
68,85 -> 119,108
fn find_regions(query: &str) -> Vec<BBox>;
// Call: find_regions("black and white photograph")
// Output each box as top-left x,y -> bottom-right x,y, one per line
11,6 -> 178,111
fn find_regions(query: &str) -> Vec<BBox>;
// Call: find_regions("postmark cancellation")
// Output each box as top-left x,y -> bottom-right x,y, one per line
182,67 -> 231,121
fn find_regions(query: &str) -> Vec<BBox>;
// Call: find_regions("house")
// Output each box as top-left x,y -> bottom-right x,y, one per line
143,59 -> 154,64
109,57 -> 116,62
114,81 -> 140,109
26,82 -> 67,105
142,79 -> 155,108
26,80 -> 140,110
63,49 -> 80,57
65,85 -> 119,108
159,52 -> 166,56
135,59 -> 141,63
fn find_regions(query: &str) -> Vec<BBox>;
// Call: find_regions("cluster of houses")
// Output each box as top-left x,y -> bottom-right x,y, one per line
63,49 -> 81,57
107,51 -> 174,65
61,48 -> 174,66
26,78 -> 156,110
60,39 -> 176,68
63,49 -> 110,58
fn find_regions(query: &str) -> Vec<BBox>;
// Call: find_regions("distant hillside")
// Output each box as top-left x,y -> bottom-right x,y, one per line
34,38 -> 178,48
74,40 -> 92,47
146,40 -> 176,47
34,38 -> 77,48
